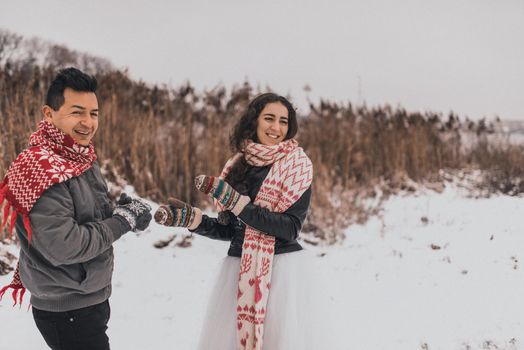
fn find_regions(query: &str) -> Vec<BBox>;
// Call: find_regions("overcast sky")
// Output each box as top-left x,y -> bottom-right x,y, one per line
2,0 -> 523,120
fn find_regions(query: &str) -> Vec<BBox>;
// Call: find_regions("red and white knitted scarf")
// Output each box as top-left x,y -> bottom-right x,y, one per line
219,139 -> 313,350
0,120 -> 96,305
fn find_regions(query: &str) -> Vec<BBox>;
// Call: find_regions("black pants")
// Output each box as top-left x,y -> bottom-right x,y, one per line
32,300 -> 111,350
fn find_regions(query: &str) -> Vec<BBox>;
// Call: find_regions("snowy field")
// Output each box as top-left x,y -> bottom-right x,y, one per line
1,183 -> 523,350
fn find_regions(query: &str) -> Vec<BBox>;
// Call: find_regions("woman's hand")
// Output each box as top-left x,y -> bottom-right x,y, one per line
154,197 -> 202,230
194,175 -> 250,216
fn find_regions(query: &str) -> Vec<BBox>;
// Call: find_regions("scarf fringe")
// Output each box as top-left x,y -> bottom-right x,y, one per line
0,183 -> 29,307
22,214 -> 32,242
0,192 -> 32,242
0,282 -> 26,307
9,210 -> 17,238
0,181 -> 6,202
2,200 -> 11,228
0,199 -> 21,239
0,259 -> 27,307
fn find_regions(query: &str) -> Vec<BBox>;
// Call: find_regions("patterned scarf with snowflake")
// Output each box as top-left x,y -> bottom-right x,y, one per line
219,139 -> 313,350
0,120 -> 96,305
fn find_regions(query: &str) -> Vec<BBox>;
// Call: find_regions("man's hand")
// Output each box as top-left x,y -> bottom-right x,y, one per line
117,192 -> 132,205
113,196 -> 152,232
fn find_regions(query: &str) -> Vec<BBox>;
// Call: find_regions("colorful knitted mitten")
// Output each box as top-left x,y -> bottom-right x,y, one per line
154,198 -> 202,230
194,175 -> 250,216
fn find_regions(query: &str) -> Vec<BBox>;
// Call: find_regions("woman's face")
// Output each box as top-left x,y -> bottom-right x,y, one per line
255,102 -> 289,146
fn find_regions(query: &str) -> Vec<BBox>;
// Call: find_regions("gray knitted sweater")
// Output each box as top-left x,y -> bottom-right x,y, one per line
15,162 -> 130,312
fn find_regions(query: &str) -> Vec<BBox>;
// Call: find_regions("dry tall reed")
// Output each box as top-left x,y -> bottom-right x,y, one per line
1,31 -> 522,243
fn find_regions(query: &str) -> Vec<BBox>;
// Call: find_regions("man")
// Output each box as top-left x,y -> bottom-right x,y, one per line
0,67 -> 152,349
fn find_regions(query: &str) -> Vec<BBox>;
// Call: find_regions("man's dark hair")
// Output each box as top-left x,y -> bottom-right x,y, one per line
46,67 -> 98,110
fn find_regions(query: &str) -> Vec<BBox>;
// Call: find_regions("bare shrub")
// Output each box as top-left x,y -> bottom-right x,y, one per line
1,33 -> 521,243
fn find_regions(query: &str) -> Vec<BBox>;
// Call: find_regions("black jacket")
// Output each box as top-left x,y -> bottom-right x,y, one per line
191,164 -> 311,257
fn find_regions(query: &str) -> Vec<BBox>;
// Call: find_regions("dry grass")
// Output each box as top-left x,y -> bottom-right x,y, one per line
1,31 -> 523,243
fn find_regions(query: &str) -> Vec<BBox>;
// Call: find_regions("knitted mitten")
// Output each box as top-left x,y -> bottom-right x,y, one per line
117,192 -> 132,205
113,197 -> 152,232
154,198 -> 202,230
194,175 -> 250,216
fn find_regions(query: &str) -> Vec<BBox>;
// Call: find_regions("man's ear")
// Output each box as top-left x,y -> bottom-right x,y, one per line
42,105 -> 54,121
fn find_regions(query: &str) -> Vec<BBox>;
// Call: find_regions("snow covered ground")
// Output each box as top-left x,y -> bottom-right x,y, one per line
1,183 -> 523,349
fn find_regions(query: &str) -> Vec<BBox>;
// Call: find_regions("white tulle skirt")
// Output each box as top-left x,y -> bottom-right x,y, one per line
197,250 -> 330,350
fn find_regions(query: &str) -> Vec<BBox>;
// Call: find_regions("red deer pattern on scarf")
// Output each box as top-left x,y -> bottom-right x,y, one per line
218,139 -> 313,349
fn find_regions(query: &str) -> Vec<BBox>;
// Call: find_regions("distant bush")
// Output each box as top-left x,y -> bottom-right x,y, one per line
1,29 -> 521,243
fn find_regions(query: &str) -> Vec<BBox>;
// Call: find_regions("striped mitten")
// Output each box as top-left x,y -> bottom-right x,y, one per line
194,175 -> 250,216
154,198 -> 202,230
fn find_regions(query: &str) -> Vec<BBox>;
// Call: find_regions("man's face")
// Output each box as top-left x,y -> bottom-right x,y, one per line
43,88 -> 99,146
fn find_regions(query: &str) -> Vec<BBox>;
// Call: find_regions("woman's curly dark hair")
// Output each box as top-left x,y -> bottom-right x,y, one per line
225,93 -> 298,191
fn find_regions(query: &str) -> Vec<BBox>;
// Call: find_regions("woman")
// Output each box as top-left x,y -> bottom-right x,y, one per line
155,93 -> 316,350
